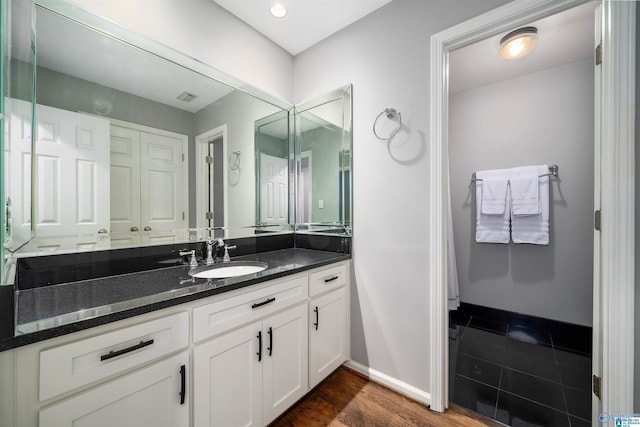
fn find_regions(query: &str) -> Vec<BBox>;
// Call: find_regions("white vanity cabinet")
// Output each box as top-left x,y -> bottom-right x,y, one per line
2,259 -> 351,427
8,310 -> 190,427
192,276 -> 309,427
308,263 -> 349,388
39,351 -> 189,427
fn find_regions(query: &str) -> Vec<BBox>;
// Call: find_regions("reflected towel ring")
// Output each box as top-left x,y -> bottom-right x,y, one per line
373,108 -> 402,140
230,150 -> 241,170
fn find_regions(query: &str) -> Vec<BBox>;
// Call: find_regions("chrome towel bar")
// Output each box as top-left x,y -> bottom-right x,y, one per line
471,164 -> 559,182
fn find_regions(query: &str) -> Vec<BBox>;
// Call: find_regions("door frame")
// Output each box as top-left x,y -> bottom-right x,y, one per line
196,125 -> 228,229
428,0 -> 635,414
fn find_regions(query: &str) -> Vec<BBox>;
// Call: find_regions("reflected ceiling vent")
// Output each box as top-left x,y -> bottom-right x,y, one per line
177,91 -> 198,103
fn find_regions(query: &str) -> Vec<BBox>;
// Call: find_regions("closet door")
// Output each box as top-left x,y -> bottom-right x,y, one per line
140,132 -> 185,234
109,125 -> 141,236
32,103 -> 110,237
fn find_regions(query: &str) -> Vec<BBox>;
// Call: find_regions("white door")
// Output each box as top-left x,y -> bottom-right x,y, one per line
260,153 -> 288,224
140,131 -> 185,233
35,104 -> 110,236
193,322 -> 263,427
309,288 -> 347,388
262,303 -> 308,425
10,100 -> 110,238
109,125 -> 141,235
39,352 -> 189,427
7,98 -> 34,245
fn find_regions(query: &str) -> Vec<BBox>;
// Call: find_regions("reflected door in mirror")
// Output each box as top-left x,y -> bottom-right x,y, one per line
9,99 -> 110,242
110,123 -> 188,247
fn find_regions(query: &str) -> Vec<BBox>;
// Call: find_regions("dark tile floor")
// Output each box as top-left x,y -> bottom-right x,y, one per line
449,304 -> 592,427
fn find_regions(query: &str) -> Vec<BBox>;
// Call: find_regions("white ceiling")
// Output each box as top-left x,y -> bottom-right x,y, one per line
212,0 -> 393,55
449,1 -> 598,93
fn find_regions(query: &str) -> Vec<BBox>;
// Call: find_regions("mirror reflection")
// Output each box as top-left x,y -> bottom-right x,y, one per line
6,4 -> 289,254
255,110 -> 292,226
295,86 -> 352,230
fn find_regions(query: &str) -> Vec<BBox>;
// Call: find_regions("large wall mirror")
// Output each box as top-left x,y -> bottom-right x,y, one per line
294,86 -> 352,233
1,0 -> 352,277
5,0 -> 291,257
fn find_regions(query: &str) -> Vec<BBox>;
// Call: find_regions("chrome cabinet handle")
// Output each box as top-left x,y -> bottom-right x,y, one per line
144,226 -> 152,231
131,226 -> 139,232
98,229 -> 108,234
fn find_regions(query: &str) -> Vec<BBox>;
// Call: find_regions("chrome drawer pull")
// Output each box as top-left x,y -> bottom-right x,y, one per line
100,339 -> 154,361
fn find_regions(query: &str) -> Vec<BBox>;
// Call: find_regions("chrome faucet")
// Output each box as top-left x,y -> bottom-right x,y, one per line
205,238 -> 224,265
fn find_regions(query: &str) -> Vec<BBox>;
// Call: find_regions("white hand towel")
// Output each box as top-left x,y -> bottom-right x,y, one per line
511,165 -> 544,216
511,165 -> 549,245
479,169 -> 510,215
475,170 -> 510,244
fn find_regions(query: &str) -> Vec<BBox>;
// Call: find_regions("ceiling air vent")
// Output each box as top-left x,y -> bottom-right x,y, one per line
177,91 -> 198,103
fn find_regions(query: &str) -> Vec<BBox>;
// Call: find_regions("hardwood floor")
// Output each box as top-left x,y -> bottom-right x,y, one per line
270,366 -> 502,427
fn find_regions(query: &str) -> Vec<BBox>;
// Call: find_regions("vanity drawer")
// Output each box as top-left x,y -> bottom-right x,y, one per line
193,275 -> 308,342
309,263 -> 348,297
39,311 -> 189,402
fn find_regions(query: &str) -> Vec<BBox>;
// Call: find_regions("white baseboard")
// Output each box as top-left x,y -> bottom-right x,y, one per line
343,360 -> 432,406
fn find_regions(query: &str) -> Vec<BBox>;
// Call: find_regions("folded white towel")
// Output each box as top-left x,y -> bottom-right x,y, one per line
511,165 -> 549,245
511,165 -> 544,216
479,169 -> 510,215
475,170 -> 510,244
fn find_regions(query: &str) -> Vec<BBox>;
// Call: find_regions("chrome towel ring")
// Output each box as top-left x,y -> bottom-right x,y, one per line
373,107 -> 402,140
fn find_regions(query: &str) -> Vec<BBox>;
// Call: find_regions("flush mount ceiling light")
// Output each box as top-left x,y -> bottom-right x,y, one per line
270,2 -> 287,18
499,26 -> 538,60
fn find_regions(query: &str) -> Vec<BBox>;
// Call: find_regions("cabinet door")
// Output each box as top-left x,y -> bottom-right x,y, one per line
194,322 -> 262,427
39,352 -> 189,427
309,287 -> 347,388
262,303 -> 309,425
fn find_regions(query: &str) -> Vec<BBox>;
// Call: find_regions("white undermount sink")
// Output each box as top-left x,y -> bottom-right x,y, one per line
189,261 -> 268,279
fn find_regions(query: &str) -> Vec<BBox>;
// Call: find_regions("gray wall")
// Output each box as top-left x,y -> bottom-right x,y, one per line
449,59 -> 594,326
293,0 -> 510,393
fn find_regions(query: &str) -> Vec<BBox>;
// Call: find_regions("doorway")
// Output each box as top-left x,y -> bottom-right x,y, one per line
446,3 -> 596,425
428,0 -> 636,420
196,125 -> 227,231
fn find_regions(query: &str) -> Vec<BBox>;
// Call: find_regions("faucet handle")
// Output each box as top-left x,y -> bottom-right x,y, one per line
178,249 -> 198,269
222,245 -> 237,263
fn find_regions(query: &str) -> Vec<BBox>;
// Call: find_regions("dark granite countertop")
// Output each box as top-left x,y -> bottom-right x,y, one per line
1,248 -> 350,351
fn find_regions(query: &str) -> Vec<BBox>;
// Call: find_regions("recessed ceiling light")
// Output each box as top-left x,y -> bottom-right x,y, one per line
499,27 -> 538,60
270,2 -> 287,18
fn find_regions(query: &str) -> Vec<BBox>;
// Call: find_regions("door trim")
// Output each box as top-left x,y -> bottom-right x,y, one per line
196,125 -> 228,229
598,0 -> 636,415
428,0 -> 635,413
